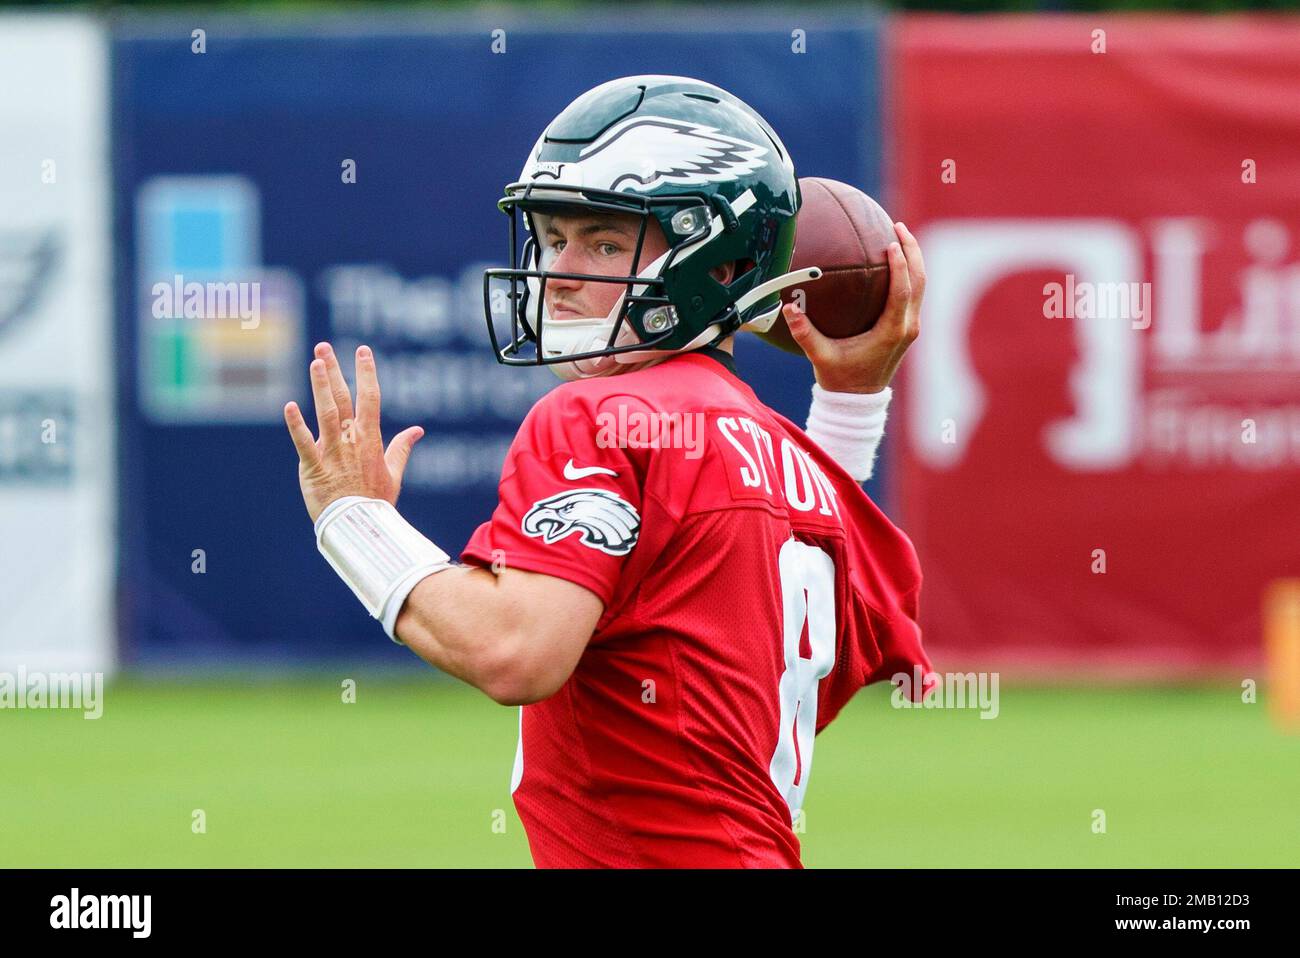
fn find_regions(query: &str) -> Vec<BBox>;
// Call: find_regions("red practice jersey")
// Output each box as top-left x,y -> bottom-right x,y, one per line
461,349 -> 931,868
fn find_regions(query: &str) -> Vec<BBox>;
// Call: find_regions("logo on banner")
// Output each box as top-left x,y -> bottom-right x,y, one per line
912,216 -> 1300,472
136,176 -> 304,423
0,230 -> 59,341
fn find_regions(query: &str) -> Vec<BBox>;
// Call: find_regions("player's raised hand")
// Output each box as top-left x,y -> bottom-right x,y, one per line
783,221 -> 924,394
283,342 -> 425,523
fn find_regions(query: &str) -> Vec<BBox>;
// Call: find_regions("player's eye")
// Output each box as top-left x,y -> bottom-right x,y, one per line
596,242 -> 621,256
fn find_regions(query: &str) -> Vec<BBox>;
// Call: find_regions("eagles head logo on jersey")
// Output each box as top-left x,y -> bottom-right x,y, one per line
521,488 -> 641,556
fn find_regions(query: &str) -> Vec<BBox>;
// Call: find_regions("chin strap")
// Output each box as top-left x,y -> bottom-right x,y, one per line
736,266 -> 823,333
605,264 -> 825,370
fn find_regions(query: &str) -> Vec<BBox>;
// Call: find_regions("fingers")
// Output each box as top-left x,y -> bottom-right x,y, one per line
314,342 -> 355,423
354,344 -> 382,434
870,226 -> 922,346
782,301 -> 830,361
895,221 -> 926,302
283,401 -> 320,468
880,240 -> 912,330
384,425 -> 425,479
309,357 -> 341,443
893,222 -> 924,347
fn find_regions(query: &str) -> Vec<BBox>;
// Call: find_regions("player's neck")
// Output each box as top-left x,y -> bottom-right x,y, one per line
684,339 -> 739,377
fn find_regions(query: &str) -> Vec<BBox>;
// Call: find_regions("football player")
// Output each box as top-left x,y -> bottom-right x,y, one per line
284,75 -> 932,868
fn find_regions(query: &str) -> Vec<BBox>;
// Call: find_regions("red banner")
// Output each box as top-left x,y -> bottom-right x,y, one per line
892,15 -> 1300,675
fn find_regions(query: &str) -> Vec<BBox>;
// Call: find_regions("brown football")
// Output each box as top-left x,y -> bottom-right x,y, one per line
753,177 -> 895,355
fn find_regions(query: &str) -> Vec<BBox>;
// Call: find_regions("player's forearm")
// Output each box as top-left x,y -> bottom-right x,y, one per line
311,496 -> 523,700
311,497 -> 593,704
391,565 -> 529,701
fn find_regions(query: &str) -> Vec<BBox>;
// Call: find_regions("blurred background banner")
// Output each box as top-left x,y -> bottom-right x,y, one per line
893,16 -> 1300,676
110,16 -> 886,666
0,16 -> 115,675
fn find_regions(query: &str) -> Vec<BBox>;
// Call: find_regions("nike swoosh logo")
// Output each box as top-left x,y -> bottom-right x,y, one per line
563,459 -> 618,480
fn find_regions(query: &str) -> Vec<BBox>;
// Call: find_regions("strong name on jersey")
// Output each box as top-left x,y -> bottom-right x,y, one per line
461,349 -> 931,868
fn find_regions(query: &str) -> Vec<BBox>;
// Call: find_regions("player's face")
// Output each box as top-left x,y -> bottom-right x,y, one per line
541,212 -> 669,322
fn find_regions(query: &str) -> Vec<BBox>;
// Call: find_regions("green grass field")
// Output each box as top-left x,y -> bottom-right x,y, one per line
3,676 -> 1297,867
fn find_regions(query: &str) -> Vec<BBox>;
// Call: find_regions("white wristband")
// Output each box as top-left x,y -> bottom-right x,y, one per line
314,496 -> 452,644
805,384 -> 892,482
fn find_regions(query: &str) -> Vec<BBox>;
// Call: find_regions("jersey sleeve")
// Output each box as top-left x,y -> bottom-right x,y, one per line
814,476 -> 935,735
460,387 -> 644,607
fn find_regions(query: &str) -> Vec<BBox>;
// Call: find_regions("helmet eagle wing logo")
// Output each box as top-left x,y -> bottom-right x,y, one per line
582,117 -> 769,192
525,116 -> 769,194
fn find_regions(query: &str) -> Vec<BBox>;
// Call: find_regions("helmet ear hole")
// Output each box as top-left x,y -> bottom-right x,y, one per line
711,259 -> 755,287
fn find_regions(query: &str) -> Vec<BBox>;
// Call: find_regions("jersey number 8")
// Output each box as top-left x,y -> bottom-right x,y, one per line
768,537 -> 838,818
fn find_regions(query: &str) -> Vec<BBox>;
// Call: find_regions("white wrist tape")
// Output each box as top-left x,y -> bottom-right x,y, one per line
805,384 -> 892,482
314,496 -> 452,643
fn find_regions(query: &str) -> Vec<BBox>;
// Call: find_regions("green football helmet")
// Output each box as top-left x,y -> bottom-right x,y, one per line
482,75 -> 817,380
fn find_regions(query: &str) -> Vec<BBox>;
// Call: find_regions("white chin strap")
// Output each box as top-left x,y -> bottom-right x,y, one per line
734,266 -> 823,333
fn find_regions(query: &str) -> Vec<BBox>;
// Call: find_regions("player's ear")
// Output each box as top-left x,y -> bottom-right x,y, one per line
710,261 -> 736,285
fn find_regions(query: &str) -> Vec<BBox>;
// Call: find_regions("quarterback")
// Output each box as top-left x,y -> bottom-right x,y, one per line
284,76 -> 931,868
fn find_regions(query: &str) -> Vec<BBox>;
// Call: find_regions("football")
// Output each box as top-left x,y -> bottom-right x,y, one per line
752,177 -> 896,355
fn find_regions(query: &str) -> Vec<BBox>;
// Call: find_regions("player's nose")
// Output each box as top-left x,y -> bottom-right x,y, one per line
546,244 -> 584,287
